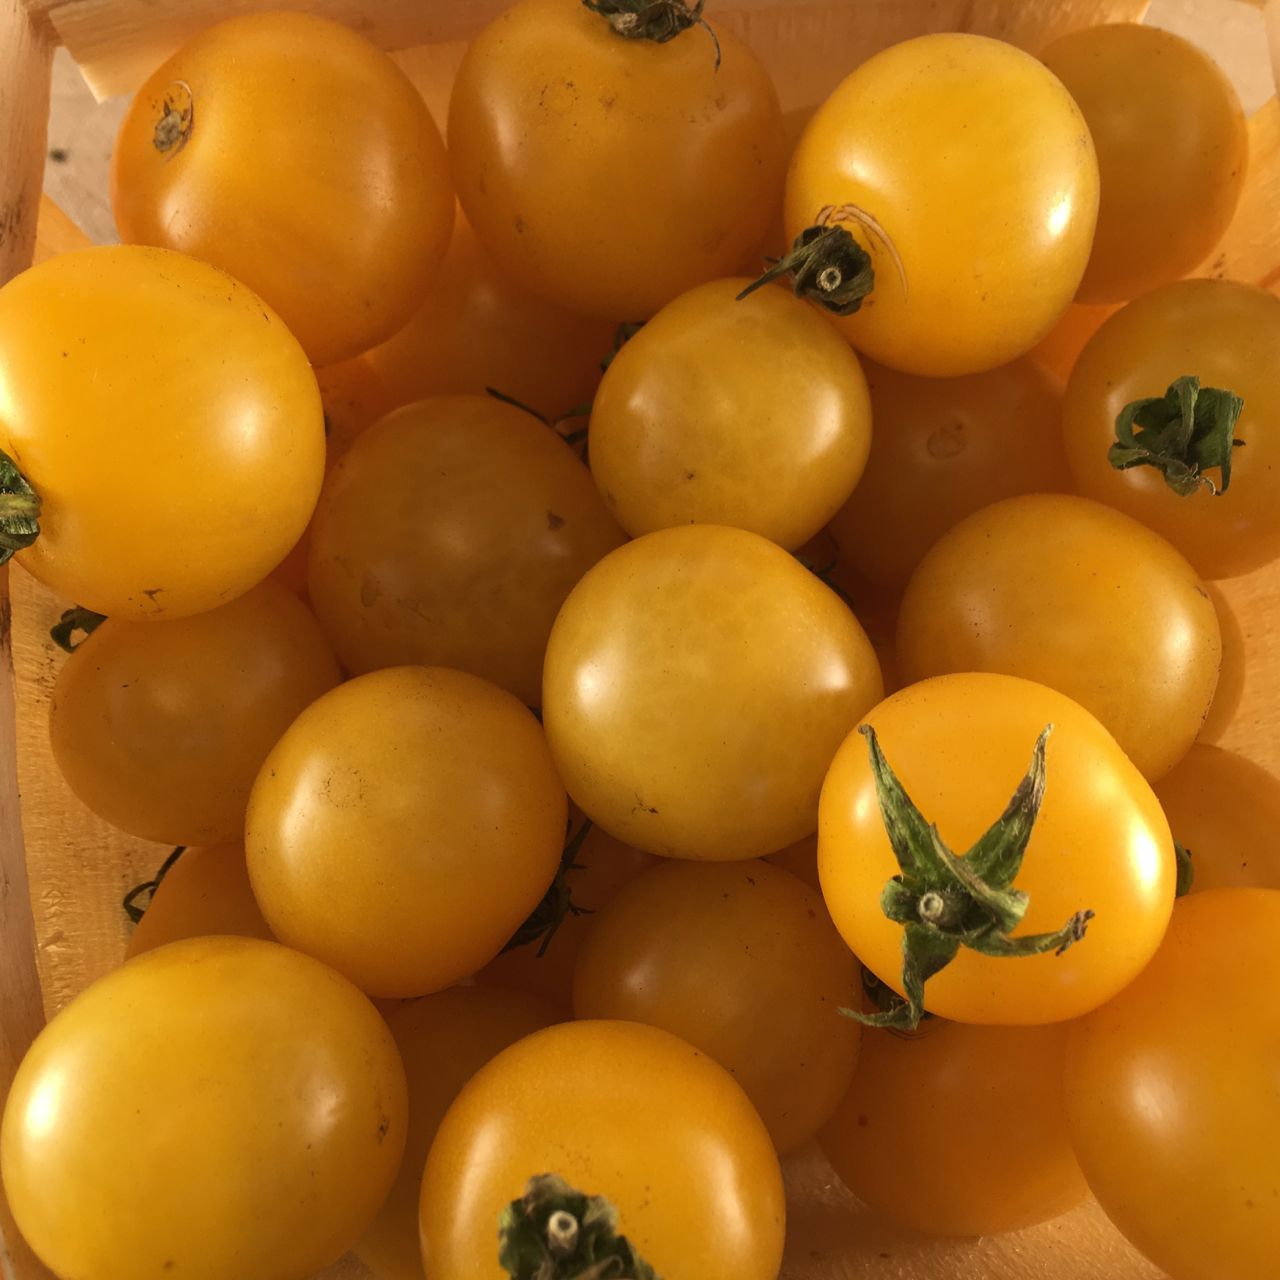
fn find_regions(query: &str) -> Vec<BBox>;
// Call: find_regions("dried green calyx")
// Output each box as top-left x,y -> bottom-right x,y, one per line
843,724 -> 1094,1032
1109,375 -> 1245,497
50,606 -> 107,653
499,1173 -> 661,1280
582,0 -> 720,67
123,846 -> 188,924
500,819 -> 595,958
738,224 -> 874,315
0,449 -> 41,565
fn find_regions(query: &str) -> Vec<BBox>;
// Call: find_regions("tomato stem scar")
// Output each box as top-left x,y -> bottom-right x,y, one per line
841,723 -> 1095,1032
582,0 -> 721,70
153,80 -> 195,157
0,449 -> 41,564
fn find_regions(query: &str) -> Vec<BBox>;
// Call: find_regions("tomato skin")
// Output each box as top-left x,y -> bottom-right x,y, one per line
246,666 -> 567,998
307,396 -> 625,708
448,0 -> 785,320
588,278 -> 871,549
1062,279 -> 1280,578
1040,24 -> 1247,305
786,34 -> 1097,376
0,937 -> 407,1280
356,986 -> 562,1280
1199,583 -> 1245,742
542,525 -> 883,861
111,11 -> 454,366
572,859 -> 860,1153
896,493 -> 1220,781
50,580 -> 340,847
819,673 -> 1175,1025
821,1021 -> 1087,1236
828,358 -> 1069,590
125,845 -> 273,959
418,1020 -> 786,1280
1065,889 -> 1280,1280
1153,745 -> 1280,893
363,216 -> 615,422
0,246 -> 324,620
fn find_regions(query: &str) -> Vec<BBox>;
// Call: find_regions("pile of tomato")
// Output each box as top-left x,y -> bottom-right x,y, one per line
1,3 -> 1277,1278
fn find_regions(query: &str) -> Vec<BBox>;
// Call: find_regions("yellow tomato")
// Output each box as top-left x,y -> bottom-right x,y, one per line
246,666 -> 566,998
896,494 -> 1221,780
821,1021 -> 1087,1235
785,34 -> 1098,376
1031,300 -> 1122,387
0,246 -> 323,619
448,0 -> 785,319
588,278 -> 871,548
1041,24 -> 1247,304
819,674 -> 1175,1025
50,580 -> 340,846
111,11 -> 454,366
573,859 -> 861,1153
0,937 -> 406,1280
307,396 -> 625,707
542,525 -> 883,860
357,986 -> 562,1280
1200,582 -> 1245,742
419,1020 -> 785,1280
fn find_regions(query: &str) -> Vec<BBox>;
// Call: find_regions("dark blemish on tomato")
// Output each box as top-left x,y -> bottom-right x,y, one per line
514,215 -> 527,235
546,510 -> 565,530
61,351 -> 68,358
746,875 -> 756,885
684,470 -> 696,481
857,1114 -> 869,1128
807,908 -> 816,919
163,1263 -> 175,1272
142,588 -> 164,602
634,795 -> 658,815
376,1113 -> 390,1142
600,94 -> 616,111
49,147 -> 69,164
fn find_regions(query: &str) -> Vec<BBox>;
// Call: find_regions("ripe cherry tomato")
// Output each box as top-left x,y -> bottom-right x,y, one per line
356,985 -> 562,1280
828,358 -> 1070,589
1062,279 -> 1280,578
111,11 -> 454,366
588,278 -> 871,549
819,673 -> 1175,1025
246,666 -> 566,998
125,845 -> 273,959
896,494 -> 1220,781
0,246 -> 324,620
1200,583 -> 1245,742
1066,889 -> 1280,1280
1040,24 -> 1247,305
307,396 -> 625,707
543,525 -> 883,860
448,0 -> 785,319
363,216 -> 616,422
419,1020 -> 785,1280
1031,300 -> 1121,387
573,858 -> 860,1153
50,580 -> 340,846
821,1021 -> 1087,1235
784,34 -> 1097,376
1153,745 -> 1280,893
478,817 -> 655,1006
0,937 -> 406,1280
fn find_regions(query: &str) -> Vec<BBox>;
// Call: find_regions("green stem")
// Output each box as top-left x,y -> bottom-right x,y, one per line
837,723 -> 1094,1032
0,449 -> 41,564
50,606 -> 107,653
500,819 -> 595,957
738,224 -> 874,316
499,1174 -> 661,1280
1109,375 -> 1244,496
582,0 -> 720,67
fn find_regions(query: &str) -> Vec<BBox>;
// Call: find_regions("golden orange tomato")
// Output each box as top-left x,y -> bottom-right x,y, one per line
111,11 -> 454,366
785,33 -> 1098,375
1200,583 -> 1245,742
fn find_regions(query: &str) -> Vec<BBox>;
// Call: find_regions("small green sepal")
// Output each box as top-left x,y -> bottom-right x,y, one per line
500,819 -> 595,958
0,449 -> 41,565
50,606 -> 107,653
1175,842 -> 1195,898
738,224 -> 874,316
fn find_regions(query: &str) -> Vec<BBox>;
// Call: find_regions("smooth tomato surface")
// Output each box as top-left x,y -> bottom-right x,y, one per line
819,674 -> 1175,1024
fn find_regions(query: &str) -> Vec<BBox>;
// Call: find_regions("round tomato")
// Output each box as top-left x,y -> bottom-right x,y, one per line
588,277 -> 871,549
1062,279 -> 1280,578
111,11 -> 454,366
419,1020 -> 785,1280
821,1020 -> 1087,1235
1066,889 -> 1280,1280
478,816 -> 655,1006
542,525 -> 883,861
356,985 -> 562,1280
573,858 -> 860,1153
828,358 -> 1070,589
819,673 -> 1175,1025
448,0 -> 785,319
49,580 -> 340,846
0,246 -> 323,620
125,845 -> 273,959
307,396 -> 625,708
1200,583 -> 1245,742
896,493 -> 1220,781
363,216 -> 616,422
784,33 -> 1097,376
1031,299 -> 1121,387
1040,24 -> 1247,305
246,666 -> 566,998
0,937 -> 406,1280
1153,745 -> 1280,893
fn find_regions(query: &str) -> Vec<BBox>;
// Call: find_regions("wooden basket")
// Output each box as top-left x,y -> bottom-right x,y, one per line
2,2 -> 1278,1277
